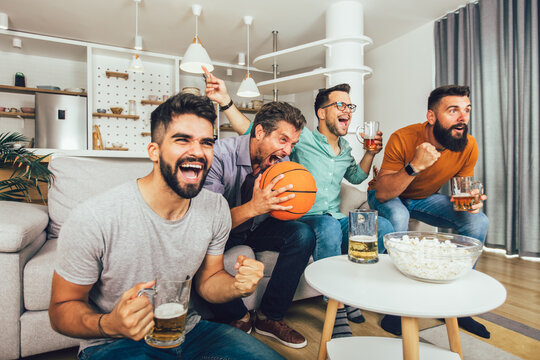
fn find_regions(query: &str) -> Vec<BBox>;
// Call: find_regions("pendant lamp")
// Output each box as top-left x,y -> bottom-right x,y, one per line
237,16 -> 260,98
129,0 -> 144,73
180,4 -> 213,74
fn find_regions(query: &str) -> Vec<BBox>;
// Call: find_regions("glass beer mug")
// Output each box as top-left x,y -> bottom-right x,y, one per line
348,209 -> 379,264
356,121 -> 380,151
139,274 -> 192,348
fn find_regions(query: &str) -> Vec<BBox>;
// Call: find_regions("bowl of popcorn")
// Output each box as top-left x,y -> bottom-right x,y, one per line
384,231 -> 483,283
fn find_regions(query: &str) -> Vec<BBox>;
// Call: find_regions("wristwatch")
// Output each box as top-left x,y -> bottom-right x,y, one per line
404,162 -> 419,176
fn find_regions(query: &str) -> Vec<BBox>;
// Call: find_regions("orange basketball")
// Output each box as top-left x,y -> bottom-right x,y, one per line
259,161 -> 317,220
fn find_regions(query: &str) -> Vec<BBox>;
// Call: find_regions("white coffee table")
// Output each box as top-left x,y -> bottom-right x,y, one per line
304,255 -> 506,360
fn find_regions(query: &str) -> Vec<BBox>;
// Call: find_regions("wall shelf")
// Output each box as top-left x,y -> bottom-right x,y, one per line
105,71 -> 129,80
141,132 -> 150,136
0,111 -> 35,118
253,36 -> 373,72
256,66 -> 373,95
104,147 -> 129,151
0,85 -> 87,97
141,100 -> 163,106
233,107 -> 258,114
92,112 -> 139,119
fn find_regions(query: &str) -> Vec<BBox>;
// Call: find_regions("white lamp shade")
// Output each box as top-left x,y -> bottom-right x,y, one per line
180,38 -> 214,73
129,54 -> 145,72
237,73 -> 260,97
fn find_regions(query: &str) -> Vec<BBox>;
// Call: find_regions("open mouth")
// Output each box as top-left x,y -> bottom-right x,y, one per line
338,116 -> 350,127
267,154 -> 283,167
179,163 -> 203,181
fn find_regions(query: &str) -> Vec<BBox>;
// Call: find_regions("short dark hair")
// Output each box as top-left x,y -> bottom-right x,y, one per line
314,83 -> 351,119
427,85 -> 470,111
151,92 -> 216,144
250,102 -> 306,138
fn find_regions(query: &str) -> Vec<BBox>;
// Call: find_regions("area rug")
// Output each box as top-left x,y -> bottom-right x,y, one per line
419,325 -> 521,360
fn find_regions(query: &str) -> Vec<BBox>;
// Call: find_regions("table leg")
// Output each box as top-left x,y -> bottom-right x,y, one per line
401,316 -> 419,360
317,298 -> 338,360
445,317 -> 464,360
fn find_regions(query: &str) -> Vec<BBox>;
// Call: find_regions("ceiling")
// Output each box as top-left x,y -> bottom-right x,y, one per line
0,0 -> 467,75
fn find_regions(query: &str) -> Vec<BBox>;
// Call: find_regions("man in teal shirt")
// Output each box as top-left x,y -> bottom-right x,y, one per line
205,71 -> 393,338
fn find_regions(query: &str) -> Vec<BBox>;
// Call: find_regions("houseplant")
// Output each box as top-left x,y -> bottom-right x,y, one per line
0,132 -> 53,202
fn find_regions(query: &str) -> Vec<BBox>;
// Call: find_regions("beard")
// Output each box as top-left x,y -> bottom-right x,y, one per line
159,155 -> 209,199
325,117 -> 346,137
433,118 -> 468,152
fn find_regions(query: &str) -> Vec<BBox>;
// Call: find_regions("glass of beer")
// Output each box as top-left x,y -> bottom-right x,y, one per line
348,209 -> 379,264
139,274 -> 191,348
451,177 -> 483,211
356,121 -> 380,151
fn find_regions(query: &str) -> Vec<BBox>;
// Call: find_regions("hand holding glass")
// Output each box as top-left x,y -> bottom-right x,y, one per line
356,121 -> 380,151
348,209 -> 379,264
451,177 -> 483,211
139,274 -> 191,348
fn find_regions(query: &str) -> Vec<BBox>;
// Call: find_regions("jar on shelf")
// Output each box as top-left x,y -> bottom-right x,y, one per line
128,100 -> 136,115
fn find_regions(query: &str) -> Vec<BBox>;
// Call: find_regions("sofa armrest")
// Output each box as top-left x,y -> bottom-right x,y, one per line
0,201 -> 48,252
339,182 -> 367,215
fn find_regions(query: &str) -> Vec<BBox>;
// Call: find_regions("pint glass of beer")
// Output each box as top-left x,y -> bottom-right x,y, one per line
356,121 -> 380,151
348,209 -> 379,264
140,274 -> 191,348
451,177 -> 483,211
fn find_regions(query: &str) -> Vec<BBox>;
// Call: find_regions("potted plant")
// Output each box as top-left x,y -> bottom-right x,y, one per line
0,132 -> 53,202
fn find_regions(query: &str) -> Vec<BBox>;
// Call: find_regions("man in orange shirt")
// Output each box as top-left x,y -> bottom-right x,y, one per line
368,85 -> 490,338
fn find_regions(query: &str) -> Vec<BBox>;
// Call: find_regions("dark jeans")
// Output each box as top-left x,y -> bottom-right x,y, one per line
79,320 -> 284,360
208,217 -> 316,322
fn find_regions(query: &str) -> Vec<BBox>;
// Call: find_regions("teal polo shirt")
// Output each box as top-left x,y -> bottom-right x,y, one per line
290,128 -> 367,219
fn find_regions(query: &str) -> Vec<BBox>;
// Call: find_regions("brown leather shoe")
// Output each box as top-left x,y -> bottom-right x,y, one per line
229,312 -> 252,334
254,315 -> 307,349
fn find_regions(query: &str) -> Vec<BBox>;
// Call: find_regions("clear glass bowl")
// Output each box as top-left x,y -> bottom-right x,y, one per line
384,231 -> 483,283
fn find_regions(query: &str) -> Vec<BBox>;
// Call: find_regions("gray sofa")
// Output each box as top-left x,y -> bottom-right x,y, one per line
0,155 -> 433,359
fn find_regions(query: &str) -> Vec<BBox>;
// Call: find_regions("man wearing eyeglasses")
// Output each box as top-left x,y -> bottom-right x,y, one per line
205,77 -> 393,339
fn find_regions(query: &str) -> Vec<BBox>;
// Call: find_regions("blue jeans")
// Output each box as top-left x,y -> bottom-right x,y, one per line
298,213 -> 394,261
79,320 -> 284,360
367,190 -> 489,243
206,217 -> 316,322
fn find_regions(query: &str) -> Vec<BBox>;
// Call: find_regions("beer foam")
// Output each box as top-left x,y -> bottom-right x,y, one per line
154,303 -> 186,319
350,235 -> 377,243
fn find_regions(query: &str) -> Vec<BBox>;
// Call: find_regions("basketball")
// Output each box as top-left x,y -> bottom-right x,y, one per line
259,161 -> 317,220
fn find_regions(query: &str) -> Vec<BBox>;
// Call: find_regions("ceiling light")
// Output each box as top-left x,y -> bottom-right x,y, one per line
180,4 -> 213,74
129,0 -> 145,72
129,54 -> 144,72
237,16 -> 260,98
238,52 -> 246,66
0,13 -> 7,29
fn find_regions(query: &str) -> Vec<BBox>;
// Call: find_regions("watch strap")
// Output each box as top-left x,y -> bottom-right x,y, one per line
405,163 -> 419,176
220,99 -> 234,111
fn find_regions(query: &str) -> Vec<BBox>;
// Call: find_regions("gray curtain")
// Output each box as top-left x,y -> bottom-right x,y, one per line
434,0 -> 539,257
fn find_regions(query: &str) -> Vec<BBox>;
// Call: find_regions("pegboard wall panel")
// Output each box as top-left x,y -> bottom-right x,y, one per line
92,54 -> 174,152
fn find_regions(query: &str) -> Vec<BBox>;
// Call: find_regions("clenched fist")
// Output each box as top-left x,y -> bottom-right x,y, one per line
410,142 -> 441,172
233,255 -> 264,297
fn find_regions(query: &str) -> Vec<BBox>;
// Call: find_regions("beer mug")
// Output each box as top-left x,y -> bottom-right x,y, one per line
355,121 -> 380,151
451,177 -> 484,211
348,209 -> 379,264
139,274 -> 191,348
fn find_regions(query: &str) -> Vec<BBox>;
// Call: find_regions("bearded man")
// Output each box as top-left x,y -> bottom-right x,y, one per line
367,85 -> 490,339
49,93 -> 284,360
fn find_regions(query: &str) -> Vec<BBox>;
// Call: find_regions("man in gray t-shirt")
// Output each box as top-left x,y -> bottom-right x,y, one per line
49,93 -> 284,360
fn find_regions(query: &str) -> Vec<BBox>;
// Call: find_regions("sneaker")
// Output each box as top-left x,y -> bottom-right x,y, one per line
229,312 -> 252,334
254,315 -> 307,349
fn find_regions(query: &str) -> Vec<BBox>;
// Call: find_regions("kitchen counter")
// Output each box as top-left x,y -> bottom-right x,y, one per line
29,148 -> 148,159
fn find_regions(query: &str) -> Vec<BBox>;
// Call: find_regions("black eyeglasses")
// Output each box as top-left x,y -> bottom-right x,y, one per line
321,101 -> 357,113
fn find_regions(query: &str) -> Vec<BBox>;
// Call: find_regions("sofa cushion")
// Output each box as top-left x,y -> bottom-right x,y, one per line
47,156 -> 152,240
339,182 -> 367,215
23,238 -> 58,311
0,202 -> 48,252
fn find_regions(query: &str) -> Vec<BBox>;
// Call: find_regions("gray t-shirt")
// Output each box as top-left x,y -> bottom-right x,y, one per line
55,180 -> 231,352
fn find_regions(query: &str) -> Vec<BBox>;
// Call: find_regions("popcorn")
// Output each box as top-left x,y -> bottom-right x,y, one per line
386,235 -> 477,282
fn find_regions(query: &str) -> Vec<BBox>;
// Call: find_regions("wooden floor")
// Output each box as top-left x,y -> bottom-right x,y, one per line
24,252 -> 540,360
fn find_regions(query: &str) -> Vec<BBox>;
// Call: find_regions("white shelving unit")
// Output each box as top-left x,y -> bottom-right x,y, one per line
253,35 -> 373,96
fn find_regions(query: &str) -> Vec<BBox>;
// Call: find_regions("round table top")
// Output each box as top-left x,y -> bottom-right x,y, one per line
304,255 -> 506,318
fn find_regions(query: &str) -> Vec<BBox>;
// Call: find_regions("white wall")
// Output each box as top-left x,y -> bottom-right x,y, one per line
365,21 -> 436,170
